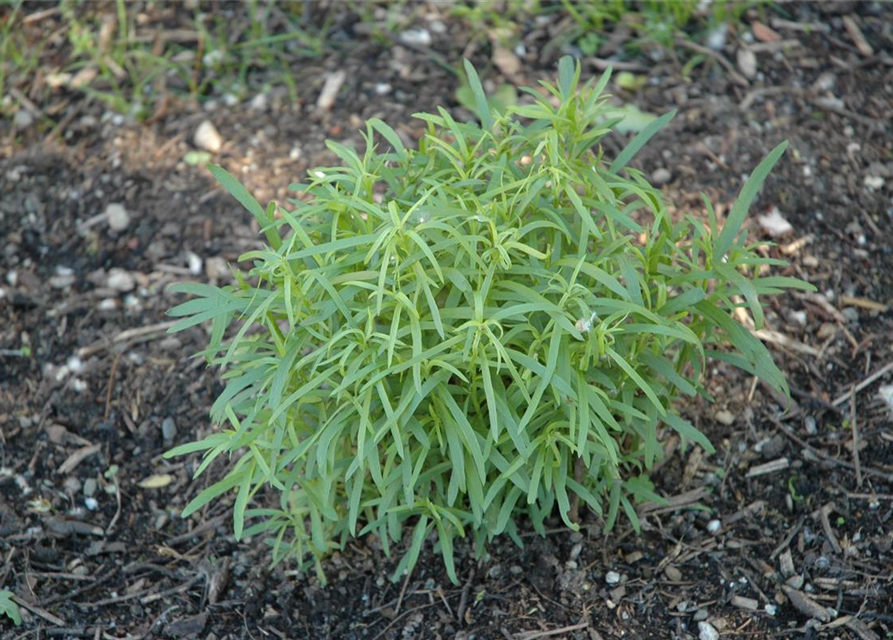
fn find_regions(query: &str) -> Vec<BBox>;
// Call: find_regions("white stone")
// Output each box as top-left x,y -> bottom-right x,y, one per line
605,571 -> 621,585
194,120 -> 223,153
707,24 -> 728,51
249,92 -> 268,112
399,29 -> 432,46
186,252 -> 203,276
707,519 -> 722,535
106,268 -> 135,292
105,203 -> 131,232
864,175 -> 884,190
879,385 -> 893,414
699,622 -> 719,640
652,168 -> 671,185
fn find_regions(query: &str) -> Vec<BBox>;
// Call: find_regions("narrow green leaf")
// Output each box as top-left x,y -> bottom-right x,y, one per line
715,141 -> 788,258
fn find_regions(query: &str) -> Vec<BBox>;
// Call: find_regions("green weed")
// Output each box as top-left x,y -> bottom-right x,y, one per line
167,57 -> 811,583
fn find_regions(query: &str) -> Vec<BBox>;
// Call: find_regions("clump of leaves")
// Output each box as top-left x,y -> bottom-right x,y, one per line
167,57 -> 811,583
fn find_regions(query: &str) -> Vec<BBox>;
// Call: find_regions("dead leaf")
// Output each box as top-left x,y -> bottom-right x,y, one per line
782,585 -> 831,622
752,21 -> 781,43
69,65 -> 98,90
57,444 -> 101,475
138,473 -> 173,489
493,45 -> 521,81
46,424 -> 93,447
842,16 -> 873,57
758,207 -> 793,236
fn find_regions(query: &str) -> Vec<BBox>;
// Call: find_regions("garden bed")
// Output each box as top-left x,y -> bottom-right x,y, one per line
1,3 -> 892,638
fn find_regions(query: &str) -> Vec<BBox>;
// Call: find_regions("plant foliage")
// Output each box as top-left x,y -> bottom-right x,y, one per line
167,56 -> 811,583
0,590 -> 21,627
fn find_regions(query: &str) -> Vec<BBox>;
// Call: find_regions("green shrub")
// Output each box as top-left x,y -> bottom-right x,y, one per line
167,57 -> 811,583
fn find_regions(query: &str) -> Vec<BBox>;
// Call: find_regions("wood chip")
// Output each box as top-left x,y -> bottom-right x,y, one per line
770,18 -> 830,34
57,444 -> 101,475
316,70 -> 347,112
752,329 -> 821,357
11,595 -> 65,626
842,16 -> 873,57
839,295 -> 888,312
723,500 -> 765,526
817,503 -> 843,555
846,617 -> 881,640
782,585 -> 830,622
731,595 -> 759,610
779,549 -> 795,578
208,557 -> 231,605
45,424 -> 93,447
746,457 -> 789,478
45,516 -> 104,537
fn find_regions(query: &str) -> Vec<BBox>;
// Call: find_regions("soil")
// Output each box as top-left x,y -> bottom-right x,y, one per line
2,3 -> 893,639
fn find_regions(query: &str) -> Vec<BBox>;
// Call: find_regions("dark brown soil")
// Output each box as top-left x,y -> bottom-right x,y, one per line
2,3 -> 892,639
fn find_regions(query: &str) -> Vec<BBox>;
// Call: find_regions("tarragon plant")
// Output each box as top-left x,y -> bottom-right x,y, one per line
166,57 -> 811,583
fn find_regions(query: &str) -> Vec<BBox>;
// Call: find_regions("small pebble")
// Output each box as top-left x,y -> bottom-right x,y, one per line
664,565 -> 682,581
106,268 -> 135,292
205,256 -> 228,281
13,110 -> 34,130
105,203 -> 131,231
864,175 -> 884,190
399,29 -> 432,46
698,621 -> 720,640
693,609 -> 709,621
194,120 -> 223,153
49,269 -> 76,289
66,356 -> 84,373
187,252 -> 203,276
765,604 -> 777,616
85,497 -> 99,511
249,93 -> 268,112
605,571 -> 621,585
162,417 -> 177,442
707,519 -> 722,535
83,478 -> 98,498
706,24 -> 728,50
651,168 -> 671,185
715,410 -> 735,426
